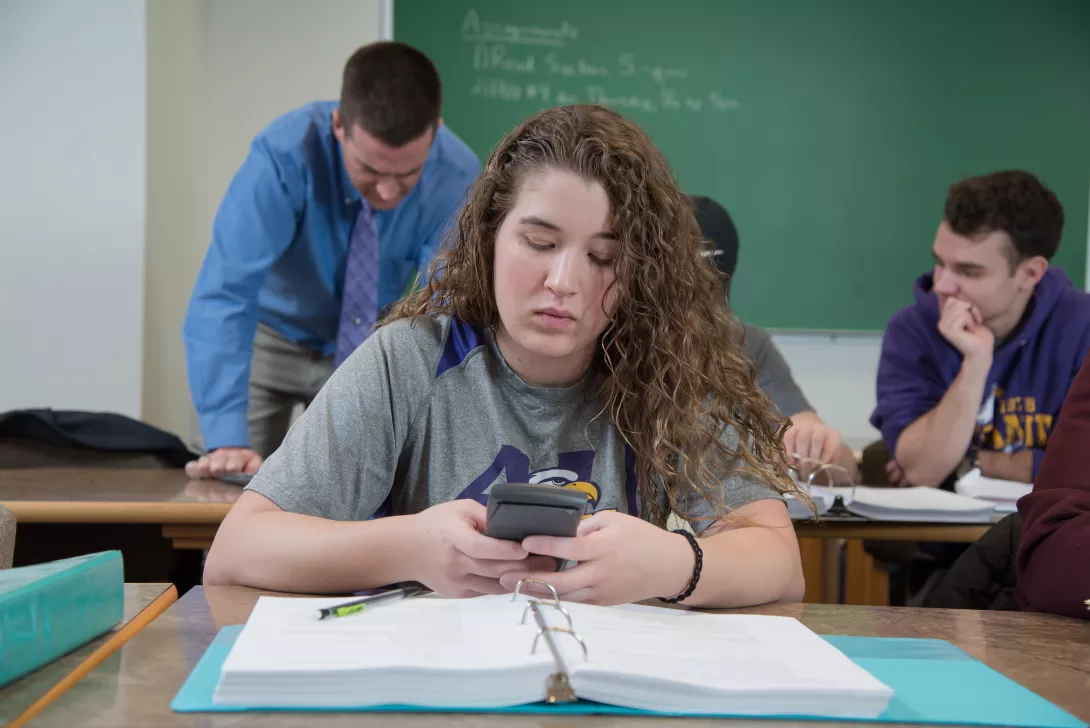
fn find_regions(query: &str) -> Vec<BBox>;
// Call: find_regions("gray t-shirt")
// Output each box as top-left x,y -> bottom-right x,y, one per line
248,315 -> 781,533
740,324 -> 813,418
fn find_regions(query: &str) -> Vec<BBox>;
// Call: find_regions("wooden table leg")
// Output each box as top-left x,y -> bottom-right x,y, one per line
798,538 -> 822,603
799,538 -> 843,604
821,538 -> 842,604
843,539 -> 890,606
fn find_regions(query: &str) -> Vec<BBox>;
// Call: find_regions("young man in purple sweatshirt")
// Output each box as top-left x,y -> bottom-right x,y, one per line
871,170 -> 1090,489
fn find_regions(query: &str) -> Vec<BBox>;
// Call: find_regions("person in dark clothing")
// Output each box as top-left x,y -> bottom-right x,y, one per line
691,196 -> 859,481
871,171 -> 1090,490
924,513 -> 1020,611
1016,356 -> 1090,620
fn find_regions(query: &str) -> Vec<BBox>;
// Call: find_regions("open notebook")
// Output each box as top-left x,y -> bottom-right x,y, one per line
956,468 -> 1033,513
212,594 -> 893,718
789,485 -> 997,523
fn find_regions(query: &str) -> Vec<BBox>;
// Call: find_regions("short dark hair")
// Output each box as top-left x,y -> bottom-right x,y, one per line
944,170 -> 1064,266
690,195 -> 740,283
340,41 -> 442,147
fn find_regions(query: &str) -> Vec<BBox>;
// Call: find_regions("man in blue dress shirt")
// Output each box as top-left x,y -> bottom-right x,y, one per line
183,42 -> 480,479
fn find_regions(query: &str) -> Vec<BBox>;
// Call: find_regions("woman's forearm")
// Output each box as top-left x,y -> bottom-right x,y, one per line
684,523 -> 805,608
204,494 -> 421,593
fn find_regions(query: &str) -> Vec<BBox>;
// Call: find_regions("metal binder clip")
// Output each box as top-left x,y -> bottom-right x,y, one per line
512,578 -> 587,704
799,459 -> 855,488
511,578 -> 561,604
531,626 -> 588,661
544,672 -> 576,704
521,600 -> 573,629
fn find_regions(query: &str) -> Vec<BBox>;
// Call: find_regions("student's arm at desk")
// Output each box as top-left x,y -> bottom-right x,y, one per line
203,491 -> 556,596
501,499 -> 805,608
182,137 -> 305,471
976,448 -> 1034,483
893,357 -> 988,487
875,308 -> 992,488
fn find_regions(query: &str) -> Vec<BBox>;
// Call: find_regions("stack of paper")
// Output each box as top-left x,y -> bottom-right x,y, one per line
837,486 -> 996,523
212,594 -> 893,718
956,468 -> 1033,513
786,483 -> 838,519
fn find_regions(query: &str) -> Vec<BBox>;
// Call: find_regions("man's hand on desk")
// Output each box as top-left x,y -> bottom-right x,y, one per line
976,449 -> 1034,483
784,412 -> 860,483
182,479 -> 245,502
885,458 -> 909,487
185,447 -> 263,480
785,412 -> 841,469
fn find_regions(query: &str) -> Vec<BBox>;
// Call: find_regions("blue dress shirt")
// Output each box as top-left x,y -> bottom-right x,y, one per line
183,101 -> 480,451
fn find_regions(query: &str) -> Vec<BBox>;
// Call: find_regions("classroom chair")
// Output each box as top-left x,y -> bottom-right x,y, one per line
922,513 -> 1020,610
859,439 -> 968,607
0,504 -> 16,569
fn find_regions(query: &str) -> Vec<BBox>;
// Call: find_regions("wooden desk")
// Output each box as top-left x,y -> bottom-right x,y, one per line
794,519 -> 994,606
0,467 -> 993,548
28,586 -> 1090,727
0,583 -> 177,727
0,468 -> 240,549
0,469 -> 995,606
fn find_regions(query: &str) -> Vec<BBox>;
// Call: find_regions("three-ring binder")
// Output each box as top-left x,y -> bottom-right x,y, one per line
512,578 -> 588,704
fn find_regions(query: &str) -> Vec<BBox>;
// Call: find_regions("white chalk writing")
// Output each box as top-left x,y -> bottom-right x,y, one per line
470,77 -> 523,102
545,53 -> 609,77
473,44 -> 535,72
586,86 -> 658,113
462,9 -> 578,47
459,12 -> 741,116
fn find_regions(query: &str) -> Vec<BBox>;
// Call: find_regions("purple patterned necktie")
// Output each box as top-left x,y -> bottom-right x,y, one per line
334,204 -> 379,368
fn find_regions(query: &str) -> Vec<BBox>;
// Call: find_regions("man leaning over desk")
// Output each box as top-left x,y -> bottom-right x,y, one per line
183,42 -> 480,479
871,170 -> 1090,488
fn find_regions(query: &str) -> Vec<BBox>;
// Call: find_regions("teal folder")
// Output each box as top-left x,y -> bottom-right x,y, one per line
172,626 -> 1086,727
0,551 -> 124,687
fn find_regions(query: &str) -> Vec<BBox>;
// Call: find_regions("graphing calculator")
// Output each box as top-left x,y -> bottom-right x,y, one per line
484,483 -> 589,542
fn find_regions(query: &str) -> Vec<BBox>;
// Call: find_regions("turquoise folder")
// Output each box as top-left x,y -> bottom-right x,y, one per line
0,550 -> 124,687
172,626 -> 1086,727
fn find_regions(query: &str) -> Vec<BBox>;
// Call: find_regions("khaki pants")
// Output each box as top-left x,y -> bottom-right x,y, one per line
248,323 -> 333,457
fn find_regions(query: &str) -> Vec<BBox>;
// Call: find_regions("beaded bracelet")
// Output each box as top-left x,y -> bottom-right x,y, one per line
659,529 -> 703,604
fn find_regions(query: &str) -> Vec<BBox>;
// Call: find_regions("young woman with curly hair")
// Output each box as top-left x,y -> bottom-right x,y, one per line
204,104 -> 805,607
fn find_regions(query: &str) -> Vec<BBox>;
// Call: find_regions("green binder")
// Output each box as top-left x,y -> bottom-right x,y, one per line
0,550 -> 124,687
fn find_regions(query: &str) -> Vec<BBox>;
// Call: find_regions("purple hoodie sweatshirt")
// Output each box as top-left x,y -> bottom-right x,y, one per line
871,268 -> 1090,481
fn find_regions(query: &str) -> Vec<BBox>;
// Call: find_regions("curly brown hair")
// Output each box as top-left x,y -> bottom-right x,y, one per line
945,170 -> 1065,269
383,104 -> 797,527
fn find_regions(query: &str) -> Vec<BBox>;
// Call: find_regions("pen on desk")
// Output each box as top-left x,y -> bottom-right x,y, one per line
317,587 -> 421,620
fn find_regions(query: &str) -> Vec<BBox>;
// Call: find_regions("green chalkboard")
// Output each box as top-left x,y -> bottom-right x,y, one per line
396,0 -> 1090,331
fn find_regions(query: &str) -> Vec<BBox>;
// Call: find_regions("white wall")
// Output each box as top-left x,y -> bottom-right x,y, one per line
141,0 -> 383,443
201,0 -> 383,220
143,0 -> 207,439
772,334 -> 883,449
0,0 -> 147,417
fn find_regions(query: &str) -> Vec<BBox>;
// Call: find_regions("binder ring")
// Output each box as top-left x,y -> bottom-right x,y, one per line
532,627 -> 589,662
521,600 -> 573,630
790,457 -> 857,487
512,578 -> 561,604
511,579 -> 586,704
